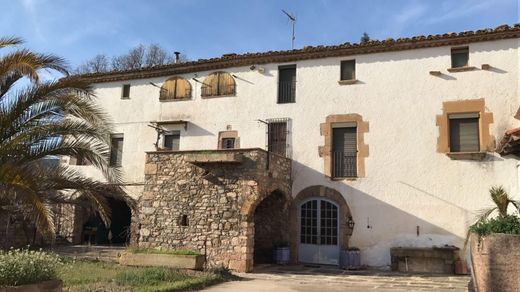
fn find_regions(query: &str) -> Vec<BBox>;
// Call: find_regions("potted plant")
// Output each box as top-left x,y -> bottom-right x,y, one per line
467,186 -> 520,292
272,241 -> 290,265
340,247 -> 361,270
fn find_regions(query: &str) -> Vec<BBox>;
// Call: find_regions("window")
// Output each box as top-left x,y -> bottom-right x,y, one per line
278,65 -> 296,103
331,123 -> 357,178
340,60 -> 356,81
178,215 -> 188,226
451,47 -> 469,68
163,131 -> 180,150
449,113 -> 479,152
268,121 -> 288,156
221,138 -> 235,149
201,71 -> 235,97
160,77 -> 191,100
109,134 -> 124,167
121,84 -> 131,99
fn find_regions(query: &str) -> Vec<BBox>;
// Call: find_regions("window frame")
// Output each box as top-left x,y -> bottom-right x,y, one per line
121,84 -> 131,99
109,134 -> 124,167
221,138 -> 235,149
448,113 -> 480,153
277,64 -> 297,104
451,47 -> 469,69
163,131 -> 181,151
331,123 -> 358,179
340,59 -> 356,81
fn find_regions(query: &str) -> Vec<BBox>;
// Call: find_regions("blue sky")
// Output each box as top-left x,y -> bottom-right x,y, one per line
2,0 -> 519,69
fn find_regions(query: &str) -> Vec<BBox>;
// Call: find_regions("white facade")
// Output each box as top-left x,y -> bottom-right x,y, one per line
86,37 -> 519,267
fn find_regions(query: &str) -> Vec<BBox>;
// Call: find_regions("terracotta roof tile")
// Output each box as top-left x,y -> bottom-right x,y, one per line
78,23 -> 520,83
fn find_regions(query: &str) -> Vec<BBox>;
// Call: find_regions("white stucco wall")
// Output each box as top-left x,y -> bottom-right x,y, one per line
86,38 -> 519,267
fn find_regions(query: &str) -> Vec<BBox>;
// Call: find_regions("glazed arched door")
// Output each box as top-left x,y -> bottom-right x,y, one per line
298,198 -> 339,265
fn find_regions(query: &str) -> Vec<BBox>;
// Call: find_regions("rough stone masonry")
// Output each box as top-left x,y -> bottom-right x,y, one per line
138,149 -> 291,272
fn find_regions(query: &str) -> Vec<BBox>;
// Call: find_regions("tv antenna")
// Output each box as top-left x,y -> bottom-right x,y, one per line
282,9 -> 296,49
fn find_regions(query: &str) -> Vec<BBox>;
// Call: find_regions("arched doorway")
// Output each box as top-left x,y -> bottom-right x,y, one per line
253,190 -> 289,264
299,198 -> 339,265
290,185 -> 351,266
82,198 -> 132,245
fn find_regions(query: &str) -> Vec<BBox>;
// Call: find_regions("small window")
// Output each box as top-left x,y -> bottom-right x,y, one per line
201,72 -> 235,97
121,84 -> 131,99
109,134 -> 124,167
179,215 -> 188,226
331,124 -> 357,178
221,138 -> 235,149
163,131 -> 180,150
340,60 -> 356,81
449,113 -> 479,152
278,65 -> 296,103
451,47 -> 469,68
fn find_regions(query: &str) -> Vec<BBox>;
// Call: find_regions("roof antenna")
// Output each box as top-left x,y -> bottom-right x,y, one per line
282,9 -> 296,49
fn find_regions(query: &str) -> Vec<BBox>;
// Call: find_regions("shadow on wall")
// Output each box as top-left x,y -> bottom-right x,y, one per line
290,159 -> 473,267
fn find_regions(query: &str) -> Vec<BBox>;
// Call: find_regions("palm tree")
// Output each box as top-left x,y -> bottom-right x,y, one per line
477,186 -> 520,220
0,37 -> 129,238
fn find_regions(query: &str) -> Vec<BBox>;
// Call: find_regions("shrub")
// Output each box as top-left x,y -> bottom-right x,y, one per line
469,214 -> 520,236
0,248 -> 62,286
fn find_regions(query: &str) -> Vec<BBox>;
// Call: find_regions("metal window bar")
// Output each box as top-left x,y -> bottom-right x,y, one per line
332,151 -> 357,178
278,80 -> 296,103
267,121 -> 288,157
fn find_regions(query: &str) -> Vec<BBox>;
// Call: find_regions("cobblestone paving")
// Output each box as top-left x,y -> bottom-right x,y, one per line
204,265 -> 471,292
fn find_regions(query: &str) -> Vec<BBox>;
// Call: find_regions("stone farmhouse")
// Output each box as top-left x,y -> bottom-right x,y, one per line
59,24 -> 519,272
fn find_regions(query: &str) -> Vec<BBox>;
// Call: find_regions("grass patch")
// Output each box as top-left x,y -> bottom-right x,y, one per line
57,259 -> 225,292
127,247 -> 201,256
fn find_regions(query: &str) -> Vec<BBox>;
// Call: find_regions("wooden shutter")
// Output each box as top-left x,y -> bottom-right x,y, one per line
175,78 -> 190,99
449,116 -> 479,152
218,72 -> 235,95
161,78 -> 177,99
268,122 -> 287,156
202,73 -> 219,96
340,60 -> 356,81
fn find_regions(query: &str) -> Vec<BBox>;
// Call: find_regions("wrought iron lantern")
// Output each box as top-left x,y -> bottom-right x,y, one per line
347,216 -> 355,235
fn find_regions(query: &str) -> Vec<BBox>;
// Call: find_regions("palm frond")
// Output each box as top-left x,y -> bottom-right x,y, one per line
0,36 -> 23,49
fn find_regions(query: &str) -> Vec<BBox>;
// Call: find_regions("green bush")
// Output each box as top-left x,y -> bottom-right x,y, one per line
469,214 -> 520,236
0,249 -> 62,286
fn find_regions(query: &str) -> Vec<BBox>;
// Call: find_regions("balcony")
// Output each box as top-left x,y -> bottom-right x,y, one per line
331,151 -> 357,179
278,81 -> 296,103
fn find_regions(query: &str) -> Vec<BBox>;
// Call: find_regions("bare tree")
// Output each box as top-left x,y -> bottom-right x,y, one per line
77,44 -> 189,73
75,54 -> 109,74
145,44 -> 168,67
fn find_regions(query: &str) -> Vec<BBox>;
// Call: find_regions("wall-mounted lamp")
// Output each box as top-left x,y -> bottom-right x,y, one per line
347,216 -> 355,235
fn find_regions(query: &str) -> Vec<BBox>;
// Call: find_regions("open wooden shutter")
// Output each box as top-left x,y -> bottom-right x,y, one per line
161,78 -> 177,100
218,72 -> 235,95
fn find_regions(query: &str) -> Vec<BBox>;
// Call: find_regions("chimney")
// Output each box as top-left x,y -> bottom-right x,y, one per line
174,52 -> 181,64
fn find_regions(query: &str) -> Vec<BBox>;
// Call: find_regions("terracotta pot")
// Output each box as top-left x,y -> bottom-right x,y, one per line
470,233 -> 520,292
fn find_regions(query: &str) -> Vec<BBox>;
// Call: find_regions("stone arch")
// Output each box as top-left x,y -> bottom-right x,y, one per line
289,185 -> 352,263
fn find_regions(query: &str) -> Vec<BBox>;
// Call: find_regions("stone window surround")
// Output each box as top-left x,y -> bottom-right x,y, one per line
319,114 -> 369,179
288,185 -> 352,264
436,98 -> 494,157
217,131 -> 240,149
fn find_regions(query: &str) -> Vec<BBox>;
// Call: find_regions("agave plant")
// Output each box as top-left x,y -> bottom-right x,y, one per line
0,37 -> 128,237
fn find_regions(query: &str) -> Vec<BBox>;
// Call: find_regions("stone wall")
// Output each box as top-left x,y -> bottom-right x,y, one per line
139,148 -> 291,272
